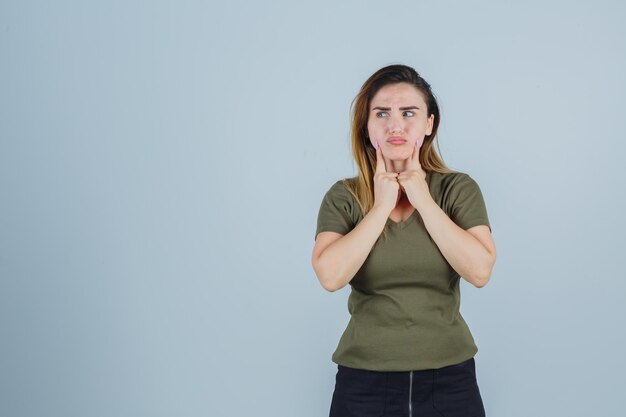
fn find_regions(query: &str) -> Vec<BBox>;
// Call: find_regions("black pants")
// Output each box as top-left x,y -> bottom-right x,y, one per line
329,357 -> 486,417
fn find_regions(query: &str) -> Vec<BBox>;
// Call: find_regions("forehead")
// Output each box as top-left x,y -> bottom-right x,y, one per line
370,82 -> 427,108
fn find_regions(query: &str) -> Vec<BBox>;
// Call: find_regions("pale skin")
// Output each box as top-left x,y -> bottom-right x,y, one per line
312,82 -> 496,291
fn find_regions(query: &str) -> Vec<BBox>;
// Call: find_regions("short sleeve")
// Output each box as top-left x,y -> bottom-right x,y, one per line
446,174 -> 492,232
315,180 -> 357,240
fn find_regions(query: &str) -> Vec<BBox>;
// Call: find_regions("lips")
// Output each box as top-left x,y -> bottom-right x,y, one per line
387,137 -> 407,144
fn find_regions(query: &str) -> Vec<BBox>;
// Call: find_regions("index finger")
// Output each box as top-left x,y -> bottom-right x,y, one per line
406,140 -> 421,171
375,141 -> 386,174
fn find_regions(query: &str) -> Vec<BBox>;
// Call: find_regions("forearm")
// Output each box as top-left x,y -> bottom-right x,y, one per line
418,198 -> 494,287
316,205 -> 390,292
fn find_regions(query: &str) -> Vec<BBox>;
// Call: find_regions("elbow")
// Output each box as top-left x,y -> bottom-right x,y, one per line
318,266 -> 347,292
321,279 -> 341,292
318,272 -> 344,292
473,274 -> 490,288
473,255 -> 496,288
312,258 -> 344,292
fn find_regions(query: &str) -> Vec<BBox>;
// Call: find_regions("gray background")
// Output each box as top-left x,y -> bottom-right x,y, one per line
1,0 -> 625,416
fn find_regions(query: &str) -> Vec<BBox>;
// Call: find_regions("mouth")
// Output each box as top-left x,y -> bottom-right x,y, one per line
387,137 -> 407,145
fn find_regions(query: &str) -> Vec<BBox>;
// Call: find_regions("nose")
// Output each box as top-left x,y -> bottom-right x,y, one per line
387,113 -> 404,134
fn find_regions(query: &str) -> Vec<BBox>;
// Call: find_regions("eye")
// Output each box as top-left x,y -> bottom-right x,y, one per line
403,110 -> 415,117
376,111 -> 389,118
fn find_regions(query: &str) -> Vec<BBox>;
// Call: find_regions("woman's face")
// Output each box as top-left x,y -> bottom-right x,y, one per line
367,82 -> 434,160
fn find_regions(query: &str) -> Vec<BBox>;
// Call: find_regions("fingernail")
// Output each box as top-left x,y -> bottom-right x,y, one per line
376,140 -> 379,149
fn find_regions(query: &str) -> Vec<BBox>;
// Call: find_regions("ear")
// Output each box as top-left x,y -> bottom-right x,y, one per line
426,114 -> 434,136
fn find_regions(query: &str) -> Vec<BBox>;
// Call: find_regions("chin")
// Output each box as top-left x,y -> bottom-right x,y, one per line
388,151 -> 412,159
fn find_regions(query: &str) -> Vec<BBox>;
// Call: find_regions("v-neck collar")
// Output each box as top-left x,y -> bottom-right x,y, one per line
386,208 -> 418,228
385,170 -> 431,229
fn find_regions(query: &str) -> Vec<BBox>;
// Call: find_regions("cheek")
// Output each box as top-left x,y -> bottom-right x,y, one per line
367,120 -> 381,135
409,121 -> 428,136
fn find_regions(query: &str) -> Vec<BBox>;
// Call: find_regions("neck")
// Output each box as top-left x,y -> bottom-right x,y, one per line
396,190 -> 407,205
387,159 -> 408,173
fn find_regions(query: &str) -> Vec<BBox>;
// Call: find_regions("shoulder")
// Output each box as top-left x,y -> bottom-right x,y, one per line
320,176 -> 362,218
429,170 -> 478,189
316,177 -> 362,227
325,176 -> 358,197
428,171 -> 487,211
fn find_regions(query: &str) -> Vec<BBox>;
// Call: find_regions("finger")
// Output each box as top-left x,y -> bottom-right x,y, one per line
375,141 -> 386,174
407,140 -> 422,171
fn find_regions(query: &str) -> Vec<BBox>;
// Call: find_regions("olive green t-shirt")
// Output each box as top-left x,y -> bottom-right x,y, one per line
315,171 -> 492,372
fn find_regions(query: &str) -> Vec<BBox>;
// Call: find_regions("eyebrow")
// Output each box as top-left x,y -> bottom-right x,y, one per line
371,106 -> 420,111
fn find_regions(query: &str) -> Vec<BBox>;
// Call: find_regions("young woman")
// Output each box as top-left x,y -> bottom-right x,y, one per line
312,64 -> 496,417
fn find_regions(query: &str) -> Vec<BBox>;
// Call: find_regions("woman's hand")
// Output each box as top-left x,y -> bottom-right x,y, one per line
373,143 -> 400,213
398,142 -> 432,211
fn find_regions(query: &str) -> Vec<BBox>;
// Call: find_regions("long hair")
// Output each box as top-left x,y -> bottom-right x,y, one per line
343,64 -> 452,239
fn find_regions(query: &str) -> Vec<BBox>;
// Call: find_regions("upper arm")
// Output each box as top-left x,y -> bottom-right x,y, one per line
311,231 -> 344,271
466,225 -> 496,261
